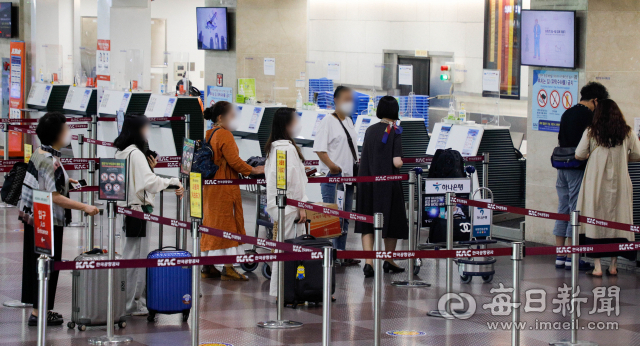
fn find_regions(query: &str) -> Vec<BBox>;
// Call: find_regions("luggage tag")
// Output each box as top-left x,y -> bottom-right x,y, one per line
296,265 -> 305,280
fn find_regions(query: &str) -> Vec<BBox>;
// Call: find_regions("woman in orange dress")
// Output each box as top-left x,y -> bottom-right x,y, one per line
200,101 -> 264,281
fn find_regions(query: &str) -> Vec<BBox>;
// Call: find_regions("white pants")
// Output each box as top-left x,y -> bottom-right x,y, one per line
269,212 -> 298,297
122,224 -> 149,313
206,247 -> 240,270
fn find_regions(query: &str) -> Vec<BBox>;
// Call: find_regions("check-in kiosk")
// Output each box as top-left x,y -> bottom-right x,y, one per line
25,83 -> 71,149
62,87 -> 97,158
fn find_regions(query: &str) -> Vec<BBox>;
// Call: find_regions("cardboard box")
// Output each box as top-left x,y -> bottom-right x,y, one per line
307,202 -> 342,239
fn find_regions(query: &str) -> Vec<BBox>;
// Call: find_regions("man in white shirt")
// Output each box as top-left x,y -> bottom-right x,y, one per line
313,86 -> 361,266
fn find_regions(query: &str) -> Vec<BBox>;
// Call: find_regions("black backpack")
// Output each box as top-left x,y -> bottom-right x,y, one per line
427,148 -> 465,178
1,162 -> 28,206
191,128 -> 221,179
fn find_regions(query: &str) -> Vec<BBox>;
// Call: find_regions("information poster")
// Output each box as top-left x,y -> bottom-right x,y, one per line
181,138 -> 195,176
398,65 -> 413,86
99,158 -> 127,201
237,78 -> 256,98
435,124 -> 452,150
472,198 -> 492,238
33,190 -> 54,256
482,69 -> 500,92
205,85 -> 233,108
276,150 -> 287,190
531,70 -> 578,132
264,58 -> 275,76
248,107 -> 261,130
24,144 -> 32,163
189,172 -> 202,219
311,113 -> 326,138
327,62 -> 341,81
461,129 -> 480,156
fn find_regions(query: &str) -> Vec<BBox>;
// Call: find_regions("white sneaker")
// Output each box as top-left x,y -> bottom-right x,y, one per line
132,306 -> 149,316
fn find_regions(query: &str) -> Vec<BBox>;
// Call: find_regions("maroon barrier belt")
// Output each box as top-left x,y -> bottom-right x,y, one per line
54,251 -> 318,271
0,159 -> 23,166
338,247 -> 513,260
6,126 -> 35,134
287,198 -> 374,224
203,174 -> 408,186
452,197 -> 571,222
578,215 -> 640,234
402,155 -> 485,164
63,163 -> 89,171
154,161 -> 180,168
83,138 -> 114,147
97,116 -> 186,122
157,156 -> 181,162
303,160 -> 319,166
526,241 -> 640,256
70,186 -> 99,192
115,206 -> 318,253
8,124 -> 89,130
0,117 -> 92,124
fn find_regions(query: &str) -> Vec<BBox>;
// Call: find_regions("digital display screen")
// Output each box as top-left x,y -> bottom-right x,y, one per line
197,7 -> 229,51
521,10 -> 576,69
0,3 -> 12,38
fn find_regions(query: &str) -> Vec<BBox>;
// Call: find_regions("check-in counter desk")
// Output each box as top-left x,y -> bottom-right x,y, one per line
24,83 -> 71,149
62,86 -> 97,158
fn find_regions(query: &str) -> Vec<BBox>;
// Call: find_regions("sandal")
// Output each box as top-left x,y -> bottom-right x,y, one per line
27,311 -> 63,326
605,268 -> 617,276
586,270 -> 603,277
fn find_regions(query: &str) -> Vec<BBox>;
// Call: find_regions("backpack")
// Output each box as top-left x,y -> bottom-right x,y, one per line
1,162 -> 28,206
191,128 -> 222,179
427,148 -> 465,178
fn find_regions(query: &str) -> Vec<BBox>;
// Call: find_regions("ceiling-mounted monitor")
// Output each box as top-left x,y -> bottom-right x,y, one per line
196,7 -> 229,51
521,10 -> 576,69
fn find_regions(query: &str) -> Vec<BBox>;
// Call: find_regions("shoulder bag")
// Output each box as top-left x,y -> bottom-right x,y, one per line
123,150 -> 148,237
550,147 -> 586,169
192,127 -> 222,179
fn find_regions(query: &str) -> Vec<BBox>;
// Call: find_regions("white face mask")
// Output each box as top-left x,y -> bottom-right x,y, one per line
63,131 -> 73,147
339,101 -> 354,115
291,121 -> 303,138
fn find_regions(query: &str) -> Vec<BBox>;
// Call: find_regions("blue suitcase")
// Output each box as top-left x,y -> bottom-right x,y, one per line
146,247 -> 192,322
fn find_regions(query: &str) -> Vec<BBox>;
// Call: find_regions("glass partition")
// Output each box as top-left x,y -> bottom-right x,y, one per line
38,44 -> 64,84
163,51 -> 190,95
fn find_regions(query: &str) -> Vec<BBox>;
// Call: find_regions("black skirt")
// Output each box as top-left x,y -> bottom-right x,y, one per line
583,236 -> 637,261
21,223 -> 64,310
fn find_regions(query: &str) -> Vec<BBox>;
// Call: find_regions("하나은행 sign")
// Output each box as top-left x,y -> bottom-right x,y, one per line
33,190 -> 54,256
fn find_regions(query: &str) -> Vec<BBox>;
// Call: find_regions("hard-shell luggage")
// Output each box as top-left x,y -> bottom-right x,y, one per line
68,252 -> 127,331
283,222 -> 335,308
146,247 -> 192,322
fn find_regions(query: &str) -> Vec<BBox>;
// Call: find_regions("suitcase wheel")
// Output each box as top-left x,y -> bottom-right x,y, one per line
147,311 -> 156,322
78,324 -> 87,331
262,263 -> 271,280
240,262 -> 259,272
182,310 -> 190,322
118,321 -> 127,329
67,321 -> 75,329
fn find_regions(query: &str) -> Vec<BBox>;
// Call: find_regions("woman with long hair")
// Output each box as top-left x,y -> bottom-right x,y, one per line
576,99 -> 640,277
200,101 -> 264,281
114,113 -> 184,315
264,107 -> 308,297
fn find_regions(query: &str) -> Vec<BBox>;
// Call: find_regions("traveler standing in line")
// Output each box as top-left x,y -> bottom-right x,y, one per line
313,86 -> 361,266
264,108 -> 308,297
19,112 -> 100,326
553,82 -> 608,270
200,102 -> 264,281
114,113 -> 184,316
576,99 -> 640,277
355,96 -> 408,277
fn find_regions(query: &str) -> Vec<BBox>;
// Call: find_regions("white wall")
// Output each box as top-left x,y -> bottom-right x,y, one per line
308,0 -> 530,104
151,0 -> 205,90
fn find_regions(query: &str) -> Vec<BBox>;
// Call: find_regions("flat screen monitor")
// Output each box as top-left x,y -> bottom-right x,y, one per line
197,7 -> 229,51
521,10 -> 576,69
0,2 -> 13,38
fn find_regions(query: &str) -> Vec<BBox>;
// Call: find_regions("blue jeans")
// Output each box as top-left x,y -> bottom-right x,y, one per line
553,169 -> 584,238
320,172 -> 354,251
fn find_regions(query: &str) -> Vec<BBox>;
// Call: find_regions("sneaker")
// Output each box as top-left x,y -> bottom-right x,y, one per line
221,266 -> 248,281
28,311 -> 63,326
555,256 -> 566,268
565,257 -> 572,270
132,306 -> 149,316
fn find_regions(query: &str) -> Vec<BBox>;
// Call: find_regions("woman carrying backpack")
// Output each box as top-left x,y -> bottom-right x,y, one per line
200,102 -> 264,281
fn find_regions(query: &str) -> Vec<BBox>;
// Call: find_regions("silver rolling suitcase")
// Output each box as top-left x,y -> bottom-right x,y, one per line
67,252 -> 127,331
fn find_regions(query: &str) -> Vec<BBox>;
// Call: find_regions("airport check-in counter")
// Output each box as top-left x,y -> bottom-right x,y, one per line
24,83 -> 71,148
62,86 -> 97,158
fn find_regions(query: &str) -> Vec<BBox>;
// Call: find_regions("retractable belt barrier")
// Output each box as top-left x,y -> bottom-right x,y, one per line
203,174 -> 409,186
0,117 -> 92,123
96,116 -> 186,122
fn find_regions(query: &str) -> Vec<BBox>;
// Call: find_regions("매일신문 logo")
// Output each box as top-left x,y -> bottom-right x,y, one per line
385,330 -> 427,337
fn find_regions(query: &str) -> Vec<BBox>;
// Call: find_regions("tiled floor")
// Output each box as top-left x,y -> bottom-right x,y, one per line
0,194 -> 637,345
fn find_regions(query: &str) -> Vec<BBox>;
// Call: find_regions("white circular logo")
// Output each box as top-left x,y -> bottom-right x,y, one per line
436,293 -> 476,319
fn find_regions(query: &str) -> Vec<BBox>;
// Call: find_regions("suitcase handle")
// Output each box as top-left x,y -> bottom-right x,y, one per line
294,219 -> 311,237
154,246 -> 179,252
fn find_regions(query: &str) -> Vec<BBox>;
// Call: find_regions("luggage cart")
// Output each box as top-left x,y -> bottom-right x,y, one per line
240,181 -> 274,274
454,187 -> 497,284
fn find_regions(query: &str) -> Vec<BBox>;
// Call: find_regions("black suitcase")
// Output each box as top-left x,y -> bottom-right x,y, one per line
428,217 -> 471,243
283,222 -> 335,308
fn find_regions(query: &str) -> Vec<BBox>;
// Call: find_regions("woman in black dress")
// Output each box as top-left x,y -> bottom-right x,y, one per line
355,96 -> 408,277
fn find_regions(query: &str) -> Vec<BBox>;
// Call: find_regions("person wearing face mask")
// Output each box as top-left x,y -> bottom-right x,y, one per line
200,101 -> 264,281
312,86 -> 361,266
264,107 -> 308,297
19,112 -> 100,326
114,113 -> 184,316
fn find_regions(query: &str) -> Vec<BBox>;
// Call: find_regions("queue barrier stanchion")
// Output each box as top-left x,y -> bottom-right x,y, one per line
86,160 -> 96,250
69,135 -> 87,228
159,190 -> 164,248
511,242 -> 524,346
482,152 -> 489,199
322,246 -> 333,346
190,218 -> 201,346
88,201 -> 133,345
550,210 -> 598,346
0,123 -> 14,209
178,175 -> 188,250
36,255 -> 51,346
373,212 -> 383,346
257,191 -> 303,329
90,114 -> 97,159
392,169 -> 429,287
